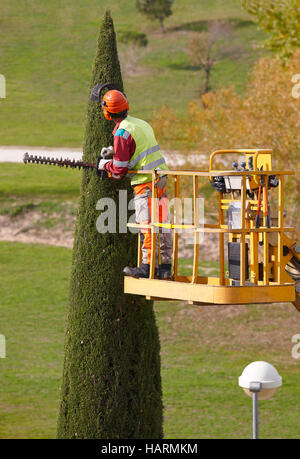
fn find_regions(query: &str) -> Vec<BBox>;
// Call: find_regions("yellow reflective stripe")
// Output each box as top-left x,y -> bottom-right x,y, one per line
140,157 -> 166,170
113,159 -> 129,167
128,145 -> 160,169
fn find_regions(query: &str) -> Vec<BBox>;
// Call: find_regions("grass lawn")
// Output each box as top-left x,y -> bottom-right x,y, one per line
0,0 -> 266,147
0,163 -> 81,200
1,241 -> 299,439
0,242 -> 70,438
0,162 -> 81,226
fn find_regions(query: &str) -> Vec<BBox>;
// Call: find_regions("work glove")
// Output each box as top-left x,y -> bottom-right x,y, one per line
96,156 -> 110,179
100,146 -> 114,158
97,158 -> 110,171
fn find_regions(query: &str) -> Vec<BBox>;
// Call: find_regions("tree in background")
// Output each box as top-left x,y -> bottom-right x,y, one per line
118,29 -> 148,76
57,11 -> 163,439
242,0 -> 300,60
119,30 -> 148,48
136,0 -> 174,33
187,21 -> 245,95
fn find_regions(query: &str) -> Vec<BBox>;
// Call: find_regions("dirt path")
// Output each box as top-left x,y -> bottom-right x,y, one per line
0,212 -> 75,249
0,146 -> 84,163
0,145 -> 205,167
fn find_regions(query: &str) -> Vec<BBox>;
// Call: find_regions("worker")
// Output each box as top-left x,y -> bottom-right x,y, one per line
93,84 -> 172,279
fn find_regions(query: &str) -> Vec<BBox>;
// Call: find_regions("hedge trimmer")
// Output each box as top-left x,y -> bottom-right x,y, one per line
23,148 -> 113,179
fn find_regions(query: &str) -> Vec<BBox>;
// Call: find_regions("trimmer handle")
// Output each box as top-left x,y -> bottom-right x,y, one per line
96,156 -> 108,180
96,146 -> 114,179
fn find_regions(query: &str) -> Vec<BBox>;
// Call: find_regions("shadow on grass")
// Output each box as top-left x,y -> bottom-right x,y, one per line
167,63 -> 202,71
168,18 -> 255,33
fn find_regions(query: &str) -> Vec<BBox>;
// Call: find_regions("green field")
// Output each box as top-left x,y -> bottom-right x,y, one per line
0,163 -> 81,199
1,241 -> 300,439
0,0 -> 266,147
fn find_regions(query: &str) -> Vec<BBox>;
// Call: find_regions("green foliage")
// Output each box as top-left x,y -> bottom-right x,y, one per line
119,30 -> 148,47
9,202 -> 36,218
136,0 -> 174,32
241,0 -> 300,60
56,11 -> 163,439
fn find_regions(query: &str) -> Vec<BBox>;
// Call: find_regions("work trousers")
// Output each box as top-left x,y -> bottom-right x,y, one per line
133,176 -> 173,266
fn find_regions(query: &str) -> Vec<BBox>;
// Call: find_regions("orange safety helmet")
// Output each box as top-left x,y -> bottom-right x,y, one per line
90,83 -> 129,121
101,90 -> 129,121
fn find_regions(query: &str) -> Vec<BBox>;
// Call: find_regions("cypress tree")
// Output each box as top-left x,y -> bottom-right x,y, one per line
57,11 -> 163,439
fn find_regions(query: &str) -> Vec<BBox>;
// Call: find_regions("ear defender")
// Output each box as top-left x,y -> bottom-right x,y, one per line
90,83 -> 129,120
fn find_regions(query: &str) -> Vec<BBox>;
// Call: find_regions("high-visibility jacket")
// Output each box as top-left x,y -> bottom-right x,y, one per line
114,115 -> 168,186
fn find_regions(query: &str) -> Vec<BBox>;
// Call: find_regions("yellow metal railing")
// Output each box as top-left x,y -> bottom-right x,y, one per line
127,149 -> 295,288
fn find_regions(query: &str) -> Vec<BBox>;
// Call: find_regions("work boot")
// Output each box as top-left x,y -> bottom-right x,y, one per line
123,263 -> 150,278
159,263 -> 172,279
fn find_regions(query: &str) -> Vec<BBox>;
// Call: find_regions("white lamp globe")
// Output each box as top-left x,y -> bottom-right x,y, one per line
239,361 -> 282,400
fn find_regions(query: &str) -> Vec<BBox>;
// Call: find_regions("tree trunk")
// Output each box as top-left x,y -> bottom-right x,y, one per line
57,11 -> 163,439
159,17 -> 165,33
203,64 -> 212,94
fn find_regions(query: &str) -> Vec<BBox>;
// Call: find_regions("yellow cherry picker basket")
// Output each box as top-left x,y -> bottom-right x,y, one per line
124,149 -> 300,312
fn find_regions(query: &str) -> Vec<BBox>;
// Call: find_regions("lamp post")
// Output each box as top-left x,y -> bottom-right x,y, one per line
238,361 -> 282,439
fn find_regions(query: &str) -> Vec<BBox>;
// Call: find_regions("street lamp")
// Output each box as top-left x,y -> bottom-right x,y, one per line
238,361 -> 282,439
